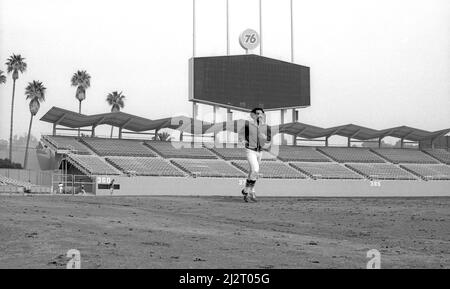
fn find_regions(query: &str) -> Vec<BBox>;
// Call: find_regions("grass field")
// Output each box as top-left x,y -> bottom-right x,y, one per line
0,195 -> 448,269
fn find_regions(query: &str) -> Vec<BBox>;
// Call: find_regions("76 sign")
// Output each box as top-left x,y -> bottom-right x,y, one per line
239,28 -> 260,51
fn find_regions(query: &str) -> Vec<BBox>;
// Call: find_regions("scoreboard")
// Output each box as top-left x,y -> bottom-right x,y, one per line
189,54 -> 310,111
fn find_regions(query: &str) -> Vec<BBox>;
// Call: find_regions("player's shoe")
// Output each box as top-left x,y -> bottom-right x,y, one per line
241,189 -> 249,203
248,190 -> 257,202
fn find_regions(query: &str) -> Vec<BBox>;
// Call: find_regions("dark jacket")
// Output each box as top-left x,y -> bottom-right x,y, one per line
244,120 -> 272,151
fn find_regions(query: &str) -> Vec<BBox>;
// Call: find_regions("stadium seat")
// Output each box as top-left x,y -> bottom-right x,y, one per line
277,146 -> 331,162
106,157 -> 185,177
345,163 -> 417,180
209,145 -> 276,161
170,159 -> 246,178
371,148 -> 438,164
0,175 -> 34,187
232,160 -> 306,179
43,135 -> 91,154
80,138 -> 156,157
290,162 -> 363,179
144,141 -> 217,159
400,164 -> 450,180
317,147 -> 385,163
422,149 -> 450,164
67,154 -> 120,175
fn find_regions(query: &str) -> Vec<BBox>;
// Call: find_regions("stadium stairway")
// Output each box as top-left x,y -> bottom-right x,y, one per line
232,160 -> 307,179
370,148 -> 438,164
344,163 -> 418,180
421,149 -> 450,165
399,164 -> 450,181
289,162 -> 363,180
66,154 -> 122,176
316,147 -> 386,163
106,156 -> 186,177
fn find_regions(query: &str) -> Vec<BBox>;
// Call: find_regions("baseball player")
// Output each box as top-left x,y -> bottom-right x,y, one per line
240,107 -> 272,202
80,184 -> 87,196
109,179 -> 115,196
58,182 -> 64,194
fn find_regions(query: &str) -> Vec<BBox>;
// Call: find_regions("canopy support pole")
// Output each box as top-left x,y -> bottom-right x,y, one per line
91,125 -> 96,137
227,108 -> 233,144
213,105 -> 218,143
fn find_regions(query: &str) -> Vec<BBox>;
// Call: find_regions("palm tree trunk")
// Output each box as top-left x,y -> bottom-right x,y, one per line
9,79 -> 16,162
78,100 -> 82,137
24,115 -> 33,170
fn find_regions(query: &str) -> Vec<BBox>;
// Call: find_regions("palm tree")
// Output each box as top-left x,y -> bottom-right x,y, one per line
0,70 -> 6,85
23,81 -> 46,169
71,70 -> 91,136
153,132 -> 171,141
5,54 -> 27,162
106,91 -> 125,138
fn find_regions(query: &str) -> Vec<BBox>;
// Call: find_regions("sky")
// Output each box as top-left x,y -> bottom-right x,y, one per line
0,0 -> 449,143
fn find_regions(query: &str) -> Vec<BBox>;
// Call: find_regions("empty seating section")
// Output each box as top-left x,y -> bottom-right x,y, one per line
209,146 -> 247,160
0,175 -> 34,187
210,146 -> 275,160
171,159 -> 245,177
290,162 -> 363,179
317,147 -> 385,163
39,134 -> 450,181
422,149 -> 450,164
373,149 -> 438,164
81,138 -> 155,157
44,135 -> 91,154
277,146 -> 331,162
400,164 -> 450,180
372,148 -> 438,164
346,163 -> 416,180
68,154 -> 119,175
232,160 -> 306,179
106,157 -> 184,176
145,141 -> 217,159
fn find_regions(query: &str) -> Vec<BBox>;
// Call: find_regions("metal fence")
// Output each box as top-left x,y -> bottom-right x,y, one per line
52,174 -> 95,195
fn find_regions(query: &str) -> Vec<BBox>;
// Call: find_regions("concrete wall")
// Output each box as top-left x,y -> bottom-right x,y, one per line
96,176 -> 450,197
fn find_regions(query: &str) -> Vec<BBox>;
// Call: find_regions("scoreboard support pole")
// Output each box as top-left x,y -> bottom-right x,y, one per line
227,108 -> 233,143
281,109 -> 291,145
192,102 -> 198,120
213,105 -> 218,142
226,0 -> 230,55
259,0 -> 263,56
292,109 -> 297,145
192,102 -> 198,142
280,110 -> 285,145
193,0 -> 196,57
290,0 -> 294,62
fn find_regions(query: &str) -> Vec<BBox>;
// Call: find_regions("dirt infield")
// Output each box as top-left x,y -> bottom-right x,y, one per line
0,195 -> 448,268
